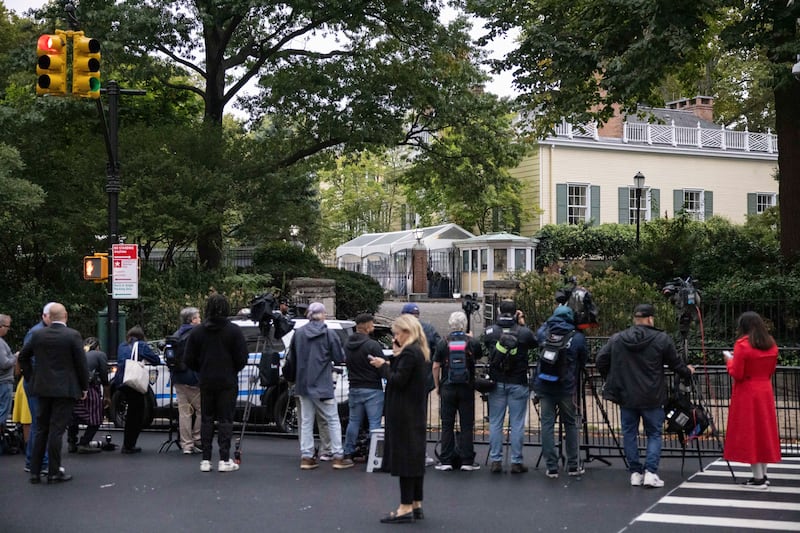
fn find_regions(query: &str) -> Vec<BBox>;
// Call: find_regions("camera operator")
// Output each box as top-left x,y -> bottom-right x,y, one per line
482,300 -> 537,473
596,304 -> 694,488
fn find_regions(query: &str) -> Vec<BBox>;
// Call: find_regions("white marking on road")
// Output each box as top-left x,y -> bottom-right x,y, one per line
636,513 -> 800,531
660,496 -> 800,511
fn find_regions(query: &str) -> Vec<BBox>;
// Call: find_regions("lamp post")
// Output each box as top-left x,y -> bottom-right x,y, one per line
633,171 -> 646,245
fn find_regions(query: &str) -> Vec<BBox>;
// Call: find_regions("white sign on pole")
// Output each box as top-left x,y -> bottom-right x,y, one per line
112,243 -> 139,299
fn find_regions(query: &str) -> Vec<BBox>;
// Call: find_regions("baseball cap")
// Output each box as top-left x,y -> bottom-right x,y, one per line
633,304 -> 655,318
401,303 -> 420,315
306,302 -> 326,317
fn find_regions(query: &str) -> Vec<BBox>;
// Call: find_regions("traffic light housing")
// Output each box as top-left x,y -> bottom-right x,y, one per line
72,34 -> 101,98
83,254 -> 108,282
36,33 -> 67,96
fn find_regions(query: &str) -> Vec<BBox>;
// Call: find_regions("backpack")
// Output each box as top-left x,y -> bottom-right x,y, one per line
164,329 -> 191,372
536,329 -> 576,382
490,323 -> 520,374
445,334 -> 471,385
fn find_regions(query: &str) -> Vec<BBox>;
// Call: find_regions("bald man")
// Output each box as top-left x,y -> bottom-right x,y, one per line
19,303 -> 89,484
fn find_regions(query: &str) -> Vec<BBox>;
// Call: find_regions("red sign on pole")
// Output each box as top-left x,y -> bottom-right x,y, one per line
112,243 -> 139,299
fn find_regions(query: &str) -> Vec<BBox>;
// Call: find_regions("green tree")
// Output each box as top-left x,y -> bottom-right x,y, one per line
470,0 -> 800,261
318,152 -> 402,253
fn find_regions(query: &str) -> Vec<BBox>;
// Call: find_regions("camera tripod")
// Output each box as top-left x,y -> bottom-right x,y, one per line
579,368 -> 627,468
158,381 -> 180,453
670,331 -> 736,480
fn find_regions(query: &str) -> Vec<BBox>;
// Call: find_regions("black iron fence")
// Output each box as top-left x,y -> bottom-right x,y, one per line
424,363 -> 800,458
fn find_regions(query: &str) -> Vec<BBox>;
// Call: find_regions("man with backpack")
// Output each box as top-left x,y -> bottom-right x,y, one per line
482,300 -> 537,473
432,311 -> 482,471
168,307 -> 202,455
532,305 -> 588,479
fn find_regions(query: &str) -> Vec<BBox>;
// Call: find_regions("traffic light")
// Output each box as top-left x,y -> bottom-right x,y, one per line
72,34 -> 101,98
36,33 -> 67,96
83,254 -> 108,282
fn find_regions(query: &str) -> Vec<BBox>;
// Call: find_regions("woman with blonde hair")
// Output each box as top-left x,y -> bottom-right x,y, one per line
370,313 -> 429,523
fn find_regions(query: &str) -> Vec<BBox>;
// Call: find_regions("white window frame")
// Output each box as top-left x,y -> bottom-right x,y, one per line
683,189 -> 704,221
567,183 -> 589,225
756,193 -> 777,213
628,187 -> 651,224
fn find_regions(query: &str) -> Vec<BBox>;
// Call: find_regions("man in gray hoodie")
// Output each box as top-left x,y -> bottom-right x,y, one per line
293,302 -> 352,470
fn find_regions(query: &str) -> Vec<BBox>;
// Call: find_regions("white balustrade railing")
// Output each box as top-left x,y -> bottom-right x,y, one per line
554,120 -> 777,154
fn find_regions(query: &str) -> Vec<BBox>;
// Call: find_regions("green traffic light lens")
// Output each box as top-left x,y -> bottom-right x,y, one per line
89,78 -> 100,91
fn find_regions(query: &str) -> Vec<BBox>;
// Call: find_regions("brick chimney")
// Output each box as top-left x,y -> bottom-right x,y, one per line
596,102 -> 623,138
665,96 -> 714,123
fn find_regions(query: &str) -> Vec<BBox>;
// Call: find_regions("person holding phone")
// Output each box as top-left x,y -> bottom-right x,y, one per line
369,314 -> 429,523
723,311 -> 781,489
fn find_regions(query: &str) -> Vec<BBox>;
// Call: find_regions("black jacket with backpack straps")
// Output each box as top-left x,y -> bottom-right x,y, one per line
482,315 -> 537,386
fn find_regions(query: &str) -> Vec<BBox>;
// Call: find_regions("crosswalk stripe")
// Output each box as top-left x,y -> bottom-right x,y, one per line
723,461 -> 800,470
660,496 -> 800,511
636,513 -> 800,531
694,470 -> 800,480
679,482 -> 800,494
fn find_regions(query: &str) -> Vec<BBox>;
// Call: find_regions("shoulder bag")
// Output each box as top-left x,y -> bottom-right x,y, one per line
122,342 -> 150,394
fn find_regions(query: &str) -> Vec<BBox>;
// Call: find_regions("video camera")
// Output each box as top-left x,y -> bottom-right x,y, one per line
554,272 -> 599,330
462,293 -> 480,315
662,276 -> 701,336
249,293 -> 293,340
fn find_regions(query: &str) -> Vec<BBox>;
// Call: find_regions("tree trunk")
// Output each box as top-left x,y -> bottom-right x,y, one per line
774,80 -> 800,264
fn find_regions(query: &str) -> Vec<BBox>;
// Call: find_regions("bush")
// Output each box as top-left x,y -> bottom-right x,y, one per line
252,241 -> 324,293
322,267 -> 384,319
535,223 -> 635,270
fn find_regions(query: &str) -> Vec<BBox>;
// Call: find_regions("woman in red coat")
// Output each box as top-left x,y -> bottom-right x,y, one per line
723,311 -> 781,489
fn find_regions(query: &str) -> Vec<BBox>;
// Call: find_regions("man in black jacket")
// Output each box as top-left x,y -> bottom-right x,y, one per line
482,300 -> 537,474
19,302 -> 88,484
342,314 -> 385,461
184,294 -> 248,473
596,303 -> 694,488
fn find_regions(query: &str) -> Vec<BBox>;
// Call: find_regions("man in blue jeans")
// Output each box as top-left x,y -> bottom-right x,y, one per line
482,300 -> 537,473
342,314 -> 385,461
596,303 -> 694,488
532,305 -> 588,479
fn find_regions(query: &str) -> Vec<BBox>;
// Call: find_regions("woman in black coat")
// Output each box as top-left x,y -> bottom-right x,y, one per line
370,313 -> 429,524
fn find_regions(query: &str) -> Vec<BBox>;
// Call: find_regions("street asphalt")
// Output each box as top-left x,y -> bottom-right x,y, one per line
2,429 -> 702,533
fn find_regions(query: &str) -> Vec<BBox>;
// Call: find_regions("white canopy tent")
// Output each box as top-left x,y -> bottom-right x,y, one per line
336,224 -> 475,296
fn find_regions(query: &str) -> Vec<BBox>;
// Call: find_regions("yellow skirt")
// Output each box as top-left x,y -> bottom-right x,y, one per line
12,380 -> 31,424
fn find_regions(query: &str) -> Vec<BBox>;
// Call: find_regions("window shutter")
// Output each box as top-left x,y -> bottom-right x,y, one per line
618,187 -> 629,224
673,189 -> 683,215
747,193 -> 757,215
704,191 -> 713,219
556,184 -> 567,224
590,185 -> 600,225
650,189 -> 660,219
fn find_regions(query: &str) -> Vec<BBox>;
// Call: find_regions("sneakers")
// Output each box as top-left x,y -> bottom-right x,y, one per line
425,455 -> 436,467
218,459 -> 239,472
183,448 -> 193,455
300,457 -> 319,470
568,466 -> 585,477
435,463 -> 453,471
332,456 -> 354,469
200,460 -> 212,472
630,472 -> 644,486
741,478 -> 769,490
546,469 -> 559,479
643,471 -> 664,488
510,463 -> 528,474
318,452 -> 333,461
490,461 -> 502,473
460,463 -> 481,472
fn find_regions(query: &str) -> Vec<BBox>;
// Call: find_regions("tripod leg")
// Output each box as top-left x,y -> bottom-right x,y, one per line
159,382 -> 180,453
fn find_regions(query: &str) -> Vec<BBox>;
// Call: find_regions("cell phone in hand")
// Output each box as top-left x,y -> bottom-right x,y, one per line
368,355 -> 375,360
723,350 -> 733,359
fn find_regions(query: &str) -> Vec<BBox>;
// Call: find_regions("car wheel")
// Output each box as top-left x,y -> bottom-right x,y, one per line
110,388 -> 155,429
274,389 -> 298,435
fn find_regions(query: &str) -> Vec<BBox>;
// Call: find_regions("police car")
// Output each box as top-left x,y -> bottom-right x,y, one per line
108,318 -> 360,434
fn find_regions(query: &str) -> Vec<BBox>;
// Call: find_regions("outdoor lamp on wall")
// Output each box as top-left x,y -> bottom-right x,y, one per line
413,226 -> 424,245
633,171 -> 646,245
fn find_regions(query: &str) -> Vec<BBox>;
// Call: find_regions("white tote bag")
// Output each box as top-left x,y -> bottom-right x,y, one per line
122,342 -> 149,394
